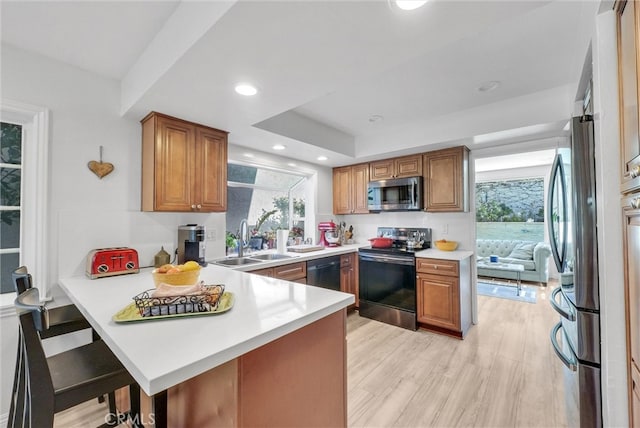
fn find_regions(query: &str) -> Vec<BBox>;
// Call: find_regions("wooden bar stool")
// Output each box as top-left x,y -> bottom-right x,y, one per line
8,287 -> 140,428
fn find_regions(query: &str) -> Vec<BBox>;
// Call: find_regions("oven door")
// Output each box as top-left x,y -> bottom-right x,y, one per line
358,252 -> 416,330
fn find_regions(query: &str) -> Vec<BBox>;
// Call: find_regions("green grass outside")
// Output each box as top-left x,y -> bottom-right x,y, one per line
477,222 -> 545,241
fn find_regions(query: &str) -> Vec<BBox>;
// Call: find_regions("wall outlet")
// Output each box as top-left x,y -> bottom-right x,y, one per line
206,230 -> 217,241
442,224 -> 449,235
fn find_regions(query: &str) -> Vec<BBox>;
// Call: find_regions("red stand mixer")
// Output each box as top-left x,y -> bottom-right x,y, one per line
318,221 -> 341,247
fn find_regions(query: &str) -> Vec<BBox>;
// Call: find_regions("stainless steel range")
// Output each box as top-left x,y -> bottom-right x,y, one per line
359,227 -> 432,330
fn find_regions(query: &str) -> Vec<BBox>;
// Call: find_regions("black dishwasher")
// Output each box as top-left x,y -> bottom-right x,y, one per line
306,255 -> 341,291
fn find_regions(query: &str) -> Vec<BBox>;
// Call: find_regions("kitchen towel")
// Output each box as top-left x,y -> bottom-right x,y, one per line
277,230 -> 289,254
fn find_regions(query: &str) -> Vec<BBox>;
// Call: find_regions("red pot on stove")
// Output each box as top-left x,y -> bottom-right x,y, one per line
368,237 -> 393,248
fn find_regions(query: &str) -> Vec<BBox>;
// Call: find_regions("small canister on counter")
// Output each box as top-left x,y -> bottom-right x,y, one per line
154,246 -> 171,268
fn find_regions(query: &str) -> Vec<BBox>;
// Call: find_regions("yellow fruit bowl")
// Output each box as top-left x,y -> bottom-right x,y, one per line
435,240 -> 458,251
152,265 -> 201,287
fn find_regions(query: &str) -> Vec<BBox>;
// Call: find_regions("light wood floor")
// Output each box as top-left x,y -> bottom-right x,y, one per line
55,281 -> 566,427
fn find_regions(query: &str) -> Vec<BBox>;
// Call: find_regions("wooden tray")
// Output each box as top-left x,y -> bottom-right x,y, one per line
113,292 -> 234,323
286,245 -> 325,253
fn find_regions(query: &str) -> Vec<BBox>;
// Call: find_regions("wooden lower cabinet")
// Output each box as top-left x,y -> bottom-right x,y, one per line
249,267 -> 275,277
340,253 -> 358,309
416,257 -> 471,338
417,273 -> 460,331
632,364 -> 640,427
249,261 -> 307,283
624,193 -> 640,424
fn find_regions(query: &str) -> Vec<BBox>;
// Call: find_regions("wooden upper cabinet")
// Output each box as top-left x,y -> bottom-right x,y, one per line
617,0 -> 640,193
333,163 -> 369,215
369,154 -> 422,180
423,146 -> 469,212
141,112 -> 228,212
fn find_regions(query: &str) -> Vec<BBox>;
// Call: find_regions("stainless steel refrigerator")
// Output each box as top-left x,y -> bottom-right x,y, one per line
549,115 -> 601,428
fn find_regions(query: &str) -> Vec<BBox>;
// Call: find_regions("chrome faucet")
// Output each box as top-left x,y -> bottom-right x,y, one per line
237,219 -> 249,258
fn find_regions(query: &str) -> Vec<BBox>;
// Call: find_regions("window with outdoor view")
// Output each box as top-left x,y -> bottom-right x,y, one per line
226,163 -> 307,253
476,178 -> 545,242
1,122 -> 23,294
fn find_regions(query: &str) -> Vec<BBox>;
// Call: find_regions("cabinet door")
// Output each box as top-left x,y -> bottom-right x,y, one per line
352,163 -> 370,214
395,155 -> 422,178
617,0 -> 640,192
154,116 -> 195,211
333,166 -> 352,215
196,127 -> 227,212
424,146 -> 469,212
369,159 -> 395,180
624,200 -> 640,371
632,364 -> 640,427
417,273 -> 460,331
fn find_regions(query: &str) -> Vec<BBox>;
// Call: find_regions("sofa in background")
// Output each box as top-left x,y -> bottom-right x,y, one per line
476,239 -> 552,285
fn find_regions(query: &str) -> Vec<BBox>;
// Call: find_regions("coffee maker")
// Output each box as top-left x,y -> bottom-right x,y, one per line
177,224 -> 206,265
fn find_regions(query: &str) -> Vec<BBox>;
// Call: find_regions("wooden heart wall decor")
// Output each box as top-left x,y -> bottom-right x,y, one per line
88,146 -> 114,179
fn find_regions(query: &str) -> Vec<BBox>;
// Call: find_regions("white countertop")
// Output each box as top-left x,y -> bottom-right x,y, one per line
59,263 -> 354,396
414,248 -> 474,261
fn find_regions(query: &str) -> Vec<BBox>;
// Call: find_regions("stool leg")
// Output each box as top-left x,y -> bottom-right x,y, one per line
129,384 -> 141,428
152,390 -> 167,428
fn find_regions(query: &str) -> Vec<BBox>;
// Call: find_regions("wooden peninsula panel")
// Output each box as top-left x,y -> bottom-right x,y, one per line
125,310 -> 347,427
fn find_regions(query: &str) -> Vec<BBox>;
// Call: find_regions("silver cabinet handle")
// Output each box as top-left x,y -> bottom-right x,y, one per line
630,165 -> 640,179
191,204 -> 196,209
197,204 -> 202,209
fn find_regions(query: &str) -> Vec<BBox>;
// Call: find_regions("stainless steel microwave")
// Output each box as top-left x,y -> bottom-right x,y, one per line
367,176 -> 423,211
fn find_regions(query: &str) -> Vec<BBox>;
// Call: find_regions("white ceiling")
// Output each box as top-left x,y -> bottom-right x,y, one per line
0,0 -> 601,167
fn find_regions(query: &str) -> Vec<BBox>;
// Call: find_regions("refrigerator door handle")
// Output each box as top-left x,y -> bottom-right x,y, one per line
550,321 -> 577,371
549,287 -> 576,321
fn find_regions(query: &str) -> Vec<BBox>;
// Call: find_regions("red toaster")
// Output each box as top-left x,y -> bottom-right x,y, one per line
86,247 -> 140,279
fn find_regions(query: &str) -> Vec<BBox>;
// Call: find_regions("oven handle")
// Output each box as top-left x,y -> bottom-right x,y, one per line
359,253 -> 415,266
549,287 -> 575,321
550,321 -> 577,371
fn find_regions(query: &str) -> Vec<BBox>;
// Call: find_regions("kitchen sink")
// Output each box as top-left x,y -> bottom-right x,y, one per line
249,253 -> 295,261
213,257 -> 263,266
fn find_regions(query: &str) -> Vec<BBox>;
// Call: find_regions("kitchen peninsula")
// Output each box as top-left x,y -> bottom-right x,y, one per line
59,262 -> 354,426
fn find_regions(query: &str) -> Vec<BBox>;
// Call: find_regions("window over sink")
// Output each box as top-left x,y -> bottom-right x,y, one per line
226,162 -> 309,250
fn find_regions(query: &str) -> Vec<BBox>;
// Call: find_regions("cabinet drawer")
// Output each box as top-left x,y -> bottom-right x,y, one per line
416,258 -> 458,277
340,253 -> 355,268
249,267 -> 274,277
274,262 -> 307,281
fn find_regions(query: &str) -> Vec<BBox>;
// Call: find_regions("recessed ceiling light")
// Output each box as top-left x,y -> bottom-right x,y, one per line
243,153 -> 255,158
477,81 -> 501,93
272,144 -> 286,150
287,162 -> 297,167
395,0 -> 428,11
235,83 -> 258,96
369,115 -> 384,123
317,156 -> 328,161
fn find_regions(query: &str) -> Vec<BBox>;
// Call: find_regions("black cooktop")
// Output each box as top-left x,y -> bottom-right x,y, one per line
359,227 -> 432,256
